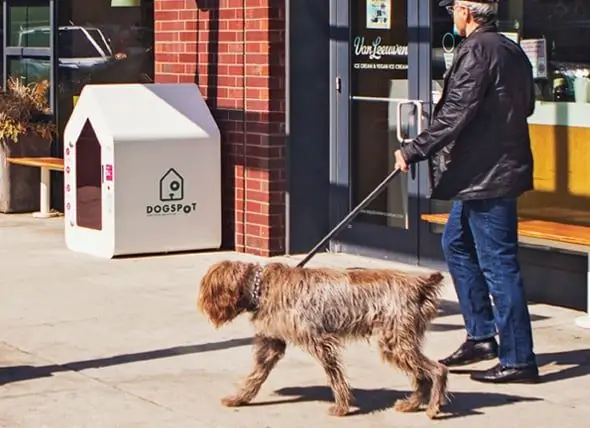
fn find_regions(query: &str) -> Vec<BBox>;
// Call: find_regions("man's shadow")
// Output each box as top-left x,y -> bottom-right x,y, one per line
250,385 -> 540,418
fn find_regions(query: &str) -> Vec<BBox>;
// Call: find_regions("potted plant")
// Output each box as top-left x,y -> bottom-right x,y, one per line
0,77 -> 56,213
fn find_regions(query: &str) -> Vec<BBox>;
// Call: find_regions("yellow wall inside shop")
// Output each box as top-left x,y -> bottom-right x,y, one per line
519,107 -> 590,225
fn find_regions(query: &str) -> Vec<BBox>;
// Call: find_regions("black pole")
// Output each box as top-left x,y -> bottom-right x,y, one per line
296,168 -> 402,268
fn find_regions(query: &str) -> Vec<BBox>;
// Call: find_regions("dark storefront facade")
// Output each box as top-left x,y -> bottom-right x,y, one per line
291,0 -> 590,313
2,0 -> 589,312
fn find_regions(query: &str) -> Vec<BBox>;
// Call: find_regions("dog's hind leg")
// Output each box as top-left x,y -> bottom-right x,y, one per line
423,358 -> 448,419
398,352 -> 448,419
221,335 -> 286,407
380,333 -> 448,418
307,338 -> 351,417
380,341 -> 425,412
379,330 -> 446,417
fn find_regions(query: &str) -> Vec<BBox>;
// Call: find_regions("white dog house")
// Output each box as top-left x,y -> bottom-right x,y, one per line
63,83 -> 222,258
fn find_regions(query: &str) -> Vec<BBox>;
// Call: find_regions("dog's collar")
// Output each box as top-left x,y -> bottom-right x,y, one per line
248,265 -> 265,310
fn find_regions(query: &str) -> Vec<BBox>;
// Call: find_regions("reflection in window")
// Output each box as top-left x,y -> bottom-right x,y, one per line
431,1 -> 590,103
3,3 -> 52,113
8,4 -> 51,48
18,27 -> 50,48
7,58 -> 51,86
56,0 -> 155,135
520,0 -> 590,104
58,27 -> 113,59
1,6 -> 3,85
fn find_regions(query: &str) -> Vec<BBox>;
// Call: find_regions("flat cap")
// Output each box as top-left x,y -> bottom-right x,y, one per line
438,0 -> 499,6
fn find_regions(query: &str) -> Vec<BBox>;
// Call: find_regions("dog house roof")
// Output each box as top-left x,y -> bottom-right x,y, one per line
63,83 -> 220,145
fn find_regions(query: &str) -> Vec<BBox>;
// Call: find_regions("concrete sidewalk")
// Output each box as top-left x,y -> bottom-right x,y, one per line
1,214 -> 589,428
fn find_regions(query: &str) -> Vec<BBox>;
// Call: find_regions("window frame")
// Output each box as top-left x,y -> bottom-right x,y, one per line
2,0 -> 57,114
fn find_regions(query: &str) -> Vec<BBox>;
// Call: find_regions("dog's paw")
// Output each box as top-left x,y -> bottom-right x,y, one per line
426,405 -> 441,420
328,405 -> 349,417
394,397 -> 421,413
221,396 -> 246,407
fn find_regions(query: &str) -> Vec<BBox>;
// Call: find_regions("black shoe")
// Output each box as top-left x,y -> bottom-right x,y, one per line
439,338 -> 498,367
470,363 -> 540,384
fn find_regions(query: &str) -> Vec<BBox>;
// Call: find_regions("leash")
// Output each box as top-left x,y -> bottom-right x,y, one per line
296,168 -> 402,268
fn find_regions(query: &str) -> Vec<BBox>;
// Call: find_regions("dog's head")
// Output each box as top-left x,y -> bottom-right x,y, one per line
197,260 -> 256,328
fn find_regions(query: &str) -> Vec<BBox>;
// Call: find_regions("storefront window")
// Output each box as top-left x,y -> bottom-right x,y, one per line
3,0 -> 153,124
7,57 -> 50,85
2,1 -> 52,105
429,0 -> 590,228
8,3 -> 51,47
56,0 -> 155,134
0,6 -> 4,85
517,0 -> 590,226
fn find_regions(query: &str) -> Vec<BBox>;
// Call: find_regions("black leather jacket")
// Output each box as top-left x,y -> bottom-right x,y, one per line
400,24 -> 535,201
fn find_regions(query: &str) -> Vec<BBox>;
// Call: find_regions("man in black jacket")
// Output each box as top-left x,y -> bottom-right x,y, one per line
394,0 -> 539,384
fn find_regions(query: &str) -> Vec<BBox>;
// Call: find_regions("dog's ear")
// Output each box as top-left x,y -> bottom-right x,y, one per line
197,261 -> 252,328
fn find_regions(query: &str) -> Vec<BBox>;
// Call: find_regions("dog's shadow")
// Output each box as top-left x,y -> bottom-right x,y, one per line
249,385 -> 541,418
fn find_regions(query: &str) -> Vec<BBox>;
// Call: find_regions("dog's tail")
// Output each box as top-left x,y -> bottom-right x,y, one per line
415,272 -> 445,321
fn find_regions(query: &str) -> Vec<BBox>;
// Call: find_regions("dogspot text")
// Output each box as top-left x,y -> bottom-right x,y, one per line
146,202 -> 197,216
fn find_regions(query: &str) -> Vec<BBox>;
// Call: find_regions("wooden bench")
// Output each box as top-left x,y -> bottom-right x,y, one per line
422,213 -> 590,329
6,157 -> 64,218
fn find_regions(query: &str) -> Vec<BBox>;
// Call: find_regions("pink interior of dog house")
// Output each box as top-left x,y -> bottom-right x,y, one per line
75,120 -> 103,232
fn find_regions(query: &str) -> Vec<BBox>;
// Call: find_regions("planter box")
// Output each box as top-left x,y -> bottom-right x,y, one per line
0,134 -> 52,213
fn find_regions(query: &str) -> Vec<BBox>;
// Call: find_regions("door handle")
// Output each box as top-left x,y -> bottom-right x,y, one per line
396,99 -> 424,143
396,100 -> 424,179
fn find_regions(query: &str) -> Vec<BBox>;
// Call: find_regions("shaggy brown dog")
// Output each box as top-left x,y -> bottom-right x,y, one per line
197,260 -> 448,419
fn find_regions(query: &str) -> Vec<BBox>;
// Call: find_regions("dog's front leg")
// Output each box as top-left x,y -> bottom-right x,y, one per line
308,339 -> 351,417
221,335 -> 286,407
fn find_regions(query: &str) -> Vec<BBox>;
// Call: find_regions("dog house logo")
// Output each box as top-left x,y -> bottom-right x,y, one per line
160,168 -> 184,201
146,168 -> 197,216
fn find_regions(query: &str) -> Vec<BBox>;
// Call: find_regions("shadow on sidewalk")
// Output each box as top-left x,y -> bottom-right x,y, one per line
430,300 -> 551,332
435,300 -> 551,322
251,385 -> 541,418
536,348 -> 590,382
0,337 -> 252,386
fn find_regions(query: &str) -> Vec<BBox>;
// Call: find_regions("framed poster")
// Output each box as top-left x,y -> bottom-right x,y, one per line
520,38 -> 548,79
366,0 -> 391,30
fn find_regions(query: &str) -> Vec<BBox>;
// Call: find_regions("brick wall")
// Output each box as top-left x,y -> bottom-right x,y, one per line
153,0 -> 286,257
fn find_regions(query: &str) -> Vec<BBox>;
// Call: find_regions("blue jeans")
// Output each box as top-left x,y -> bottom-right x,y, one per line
441,198 -> 537,368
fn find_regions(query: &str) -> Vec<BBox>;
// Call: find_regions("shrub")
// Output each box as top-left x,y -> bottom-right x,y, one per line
0,77 -> 56,144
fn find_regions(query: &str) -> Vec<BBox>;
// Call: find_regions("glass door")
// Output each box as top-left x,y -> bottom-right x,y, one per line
417,0 -> 459,265
331,0 -> 431,264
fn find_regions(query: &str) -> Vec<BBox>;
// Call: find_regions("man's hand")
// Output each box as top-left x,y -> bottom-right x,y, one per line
394,150 -> 409,173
